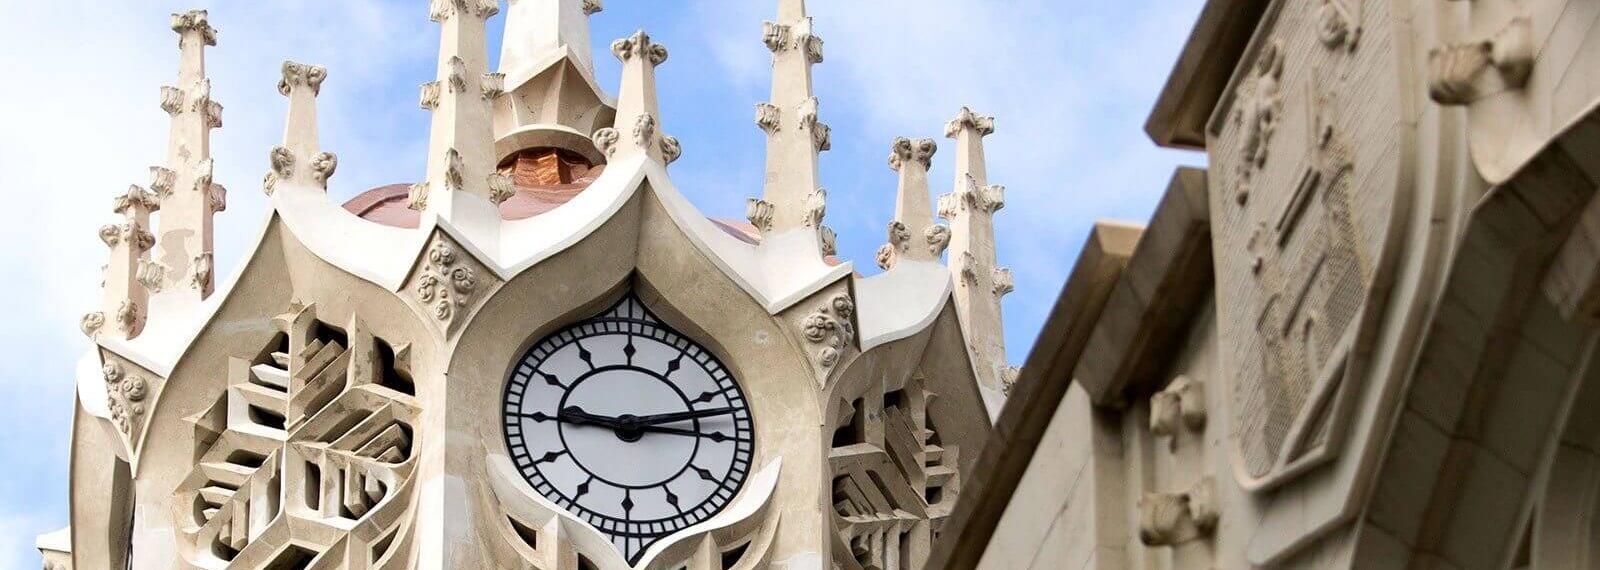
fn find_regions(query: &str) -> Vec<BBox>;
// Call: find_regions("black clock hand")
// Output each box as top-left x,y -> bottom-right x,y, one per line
632,407 -> 737,426
635,424 -> 733,442
557,406 -> 626,429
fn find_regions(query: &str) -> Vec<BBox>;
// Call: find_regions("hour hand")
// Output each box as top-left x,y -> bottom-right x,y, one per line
632,407 -> 737,426
557,406 -> 624,429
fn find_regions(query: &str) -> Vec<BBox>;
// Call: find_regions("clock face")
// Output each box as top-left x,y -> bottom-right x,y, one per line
502,295 -> 755,564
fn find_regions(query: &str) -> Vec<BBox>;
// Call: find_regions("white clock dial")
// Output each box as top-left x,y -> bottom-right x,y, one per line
502,295 -> 755,564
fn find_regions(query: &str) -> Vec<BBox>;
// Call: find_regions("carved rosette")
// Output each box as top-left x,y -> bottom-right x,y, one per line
487,173 -> 515,205
876,221 -> 912,270
799,293 -> 856,379
408,234 -> 495,336
591,128 -> 620,157
263,146 -> 294,195
80,312 -> 105,338
925,225 -> 951,256
100,359 -> 156,437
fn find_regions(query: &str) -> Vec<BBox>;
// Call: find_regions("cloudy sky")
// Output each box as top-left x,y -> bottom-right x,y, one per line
0,0 -> 1203,565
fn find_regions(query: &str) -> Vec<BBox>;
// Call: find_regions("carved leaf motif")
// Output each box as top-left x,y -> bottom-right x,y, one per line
80,312 -> 105,338
632,113 -> 658,148
945,106 -> 995,138
582,0 -> 603,16
420,81 -> 441,110
926,225 -> 951,256
659,134 -> 683,165
762,22 -> 790,52
408,182 -> 430,211
488,173 -> 515,205
311,152 -> 338,185
800,293 -> 855,374
481,72 -> 506,100
992,267 -> 1015,297
278,61 -> 328,97
746,198 -> 775,232
888,137 -> 937,171
803,188 -> 827,228
755,103 -> 781,133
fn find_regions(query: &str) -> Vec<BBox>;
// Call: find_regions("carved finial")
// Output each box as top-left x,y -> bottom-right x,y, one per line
272,61 -> 333,192
601,30 -> 677,164
757,0 -> 828,237
151,7 -> 224,299
879,138 -> 939,269
422,0 -> 503,221
942,106 -> 1012,409
98,182 -> 159,340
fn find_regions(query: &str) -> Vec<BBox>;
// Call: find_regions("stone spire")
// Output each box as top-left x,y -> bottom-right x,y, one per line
152,9 -> 226,299
494,0 -> 616,160
937,107 -> 1014,399
500,0 -> 602,83
86,186 -> 160,340
750,0 -> 830,237
591,31 -> 680,165
876,138 -> 947,270
414,0 -> 512,229
264,62 -> 336,195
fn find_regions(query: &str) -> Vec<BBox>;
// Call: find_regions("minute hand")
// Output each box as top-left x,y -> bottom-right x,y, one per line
633,407 -> 736,426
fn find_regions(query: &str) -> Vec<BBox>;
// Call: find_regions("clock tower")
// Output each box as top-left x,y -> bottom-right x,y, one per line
45,1 -> 1012,569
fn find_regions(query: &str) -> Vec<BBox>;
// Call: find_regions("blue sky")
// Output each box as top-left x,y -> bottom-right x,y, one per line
0,0 -> 1204,565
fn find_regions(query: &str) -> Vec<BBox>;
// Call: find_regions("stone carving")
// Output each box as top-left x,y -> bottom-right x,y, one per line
1428,16 -> 1533,106
412,236 -> 480,330
762,22 -> 790,52
447,56 -> 468,93
944,106 -> 995,138
113,185 -> 160,215
420,80 -> 441,110
99,224 -> 121,248
1151,375 -> 1206,437
591,127 -> 619,157
802,33 -> 824,64
876,221 -> 911,270
830,373 -> 960,570
148,167 -> 176,197
172,305 -> 420,567
1233,41 -> 1285,181
192,253 -> 213,289
888,137 -> 936,171
310,152 -> 337,185
582,0 -> 603,16
991,267 -> 1015,297
803,188 -> 827,228
755,103 -> 781,133
660,134 -> 682,165
210,182 -> 227,213
612,30 -> 669,65
277,61 -> 327,97
115,300 -> 140,336
204,100 -> 224,129
81,312 -> 105,338
1138,477 -> 1218,547
811,120 -> 832,152
488,173 -> 515,205
819,225 -> 838,256
1001,366 -> 1021,396
746,198 -> 775,233
431,0 -> 499,22
160,86 -> 185,116
101,360 -> 153,435
170,9 -> 217,46
926,225 -> 951,256
1316,0 -> 1361,52
443,148 -> 464,191
632,113 -> 658,148
408,182 -> 430,211
958,252 -> 977,284
481,72 -> 506,100
137,260 -> 165,291
264,147 -> 292,185
801,294 -> 856,371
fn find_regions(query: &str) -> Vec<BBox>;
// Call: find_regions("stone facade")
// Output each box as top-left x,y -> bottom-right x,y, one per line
930,0 -> 1600,569
43,2 -> 1009,569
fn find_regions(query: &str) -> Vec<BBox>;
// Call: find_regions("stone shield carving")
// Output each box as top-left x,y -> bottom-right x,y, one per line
1208,0 -> 1410,493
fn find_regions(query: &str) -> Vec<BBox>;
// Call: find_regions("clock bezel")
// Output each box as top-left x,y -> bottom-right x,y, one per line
500,293 -> 756,563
